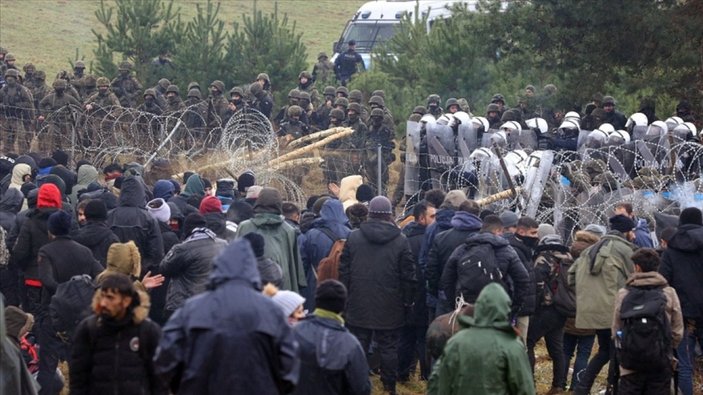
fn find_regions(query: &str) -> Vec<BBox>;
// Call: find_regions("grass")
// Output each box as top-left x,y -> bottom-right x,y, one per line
0,0 -> 365,78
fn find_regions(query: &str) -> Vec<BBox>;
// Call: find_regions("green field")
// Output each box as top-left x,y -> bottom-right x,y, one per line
0,0 -> 366,77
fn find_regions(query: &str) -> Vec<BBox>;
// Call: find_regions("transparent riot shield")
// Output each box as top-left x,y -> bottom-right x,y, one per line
404,120 -> 421,196
523,149 -> 555,218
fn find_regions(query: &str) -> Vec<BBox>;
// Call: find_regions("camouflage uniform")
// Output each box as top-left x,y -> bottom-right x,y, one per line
163,85 -> 185,113
110,61 -> 142,108
55,70 -> 81,101
80,75 -> 97,100
312,52 -> 335,85
22,63 -> 39,93
249,82 -> 273,118
368,95 -> 394,133
83,77 -> 121,146
38,79 -> 81,151
278,105 -> 310,142
30,71 -> 51,110
311,86 -> 336,131
137,88 -> 163,115
69,61 -> 86,99
183,88 -> 208,145
364,108 -> 396,194
0,69 -> 35,152
152,78 -> 170,110
273,89 -> 300,130
297,71 -> 320,108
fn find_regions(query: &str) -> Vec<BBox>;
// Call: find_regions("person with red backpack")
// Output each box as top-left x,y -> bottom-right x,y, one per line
613,248 -> 683,394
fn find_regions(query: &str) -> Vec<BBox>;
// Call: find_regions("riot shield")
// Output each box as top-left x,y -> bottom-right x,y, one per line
457,122 -> 478,163
404,120 -> 421,196
524,149 -> 555,218
518,129 -> 538,152
481,129 -> 501,147
426,122 -> 455,170
631,125 -> 648,141
576,129 -> 593,150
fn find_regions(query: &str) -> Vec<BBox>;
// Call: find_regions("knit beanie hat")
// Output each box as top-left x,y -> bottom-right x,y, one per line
680,207 -> 703,226
20,181 -> 36,198
237,171 -> 256,194
254,187 -> 283,214
609,214 -> 635,233
48,210 -> 72,236
199,195 -> 223,214
356,184 -> 375,203
84,199 -> 108,221
38,183 -> 62,209
537,223 -> 556,240
539,233 -> 563,246
346,203 -> 368,227
153,179 -> 176,201
272,291 -> 305,318
315,279 -> 347,314
442,190 -> 468,210
368,196 -> 392,215
168,179 -> 181,195
499,211 -> 519,228
51,149 -> 69,167
147,198 -> 171,223
242,232 -> 265,257
183,212 -> 207,236
105,241 -> 141,278
312,196 -> 331,215
583,224 -> 606,236
246,185 -> 263,200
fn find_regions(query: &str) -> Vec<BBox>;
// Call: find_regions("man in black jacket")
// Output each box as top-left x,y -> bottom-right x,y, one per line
660,207 -> 703,395
70,273 -> 166,395
292,279 -> 371,395
106,176 -> 163,273
339,196 -> 416,395
398,201 -> 435,382
506,215 -> 539,344
71,199 -> 119,267
37,210 -> 103,395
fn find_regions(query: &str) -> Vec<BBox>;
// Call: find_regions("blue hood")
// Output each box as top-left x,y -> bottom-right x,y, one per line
435,208 -> 455,230
450,211 -> 482,231
153,179 -> 175,201
312,199 -> 350,237
209,239 -> 261,290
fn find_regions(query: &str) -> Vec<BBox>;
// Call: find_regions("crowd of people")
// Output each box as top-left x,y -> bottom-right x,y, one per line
1,40 -> 703,395
0,150 -> 700,395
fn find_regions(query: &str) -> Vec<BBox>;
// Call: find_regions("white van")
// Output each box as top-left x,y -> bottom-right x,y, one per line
331,0 -> 481,70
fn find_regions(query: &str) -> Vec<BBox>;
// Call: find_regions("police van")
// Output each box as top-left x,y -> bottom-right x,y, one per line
331,0 -> 481,70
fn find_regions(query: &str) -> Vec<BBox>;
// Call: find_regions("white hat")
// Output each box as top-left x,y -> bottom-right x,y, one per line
272,291 -> 305,318
147,198 -> 171,223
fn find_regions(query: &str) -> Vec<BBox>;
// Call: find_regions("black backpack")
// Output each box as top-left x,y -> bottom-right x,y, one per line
552,256 -> 576,317
455,241 -> 502,303
49,274 -> 96,342
617,286 -> 672,372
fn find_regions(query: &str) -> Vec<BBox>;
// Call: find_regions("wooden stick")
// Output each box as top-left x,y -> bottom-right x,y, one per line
476,187 -> 522,206
271,157 -> 323,171
268,128 -> 355,167
286,127 -> 352,149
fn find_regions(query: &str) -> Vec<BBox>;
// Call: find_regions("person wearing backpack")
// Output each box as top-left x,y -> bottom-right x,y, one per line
70,273 -> 167,395
36,210 -> 103,395
440,215 -> 531,326
569,214 -> 637,395
526,233 -> 573,394
298,198 -> 350,310
613,248 -> 683,394
659,207 -> 703,395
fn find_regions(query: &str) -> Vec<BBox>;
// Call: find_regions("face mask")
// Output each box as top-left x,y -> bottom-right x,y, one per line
55,88 -> 65,95
120,70 -> 129,77
6,77 -> 16,87
99,88 -> 108,95
372,117 -> 383,127
516,233 -> 539,248
145,97 -> 154,103
348,113 -> 358,122
232,98 -> 242,106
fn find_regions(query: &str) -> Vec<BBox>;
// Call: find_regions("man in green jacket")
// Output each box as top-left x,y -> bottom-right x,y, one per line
568,214 -> 636,395
431,283 -> 535,395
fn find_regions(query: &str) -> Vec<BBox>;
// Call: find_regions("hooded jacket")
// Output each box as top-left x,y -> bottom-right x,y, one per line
292,314 -> 371,395
179,174 -> 205,209
660,223 -> 703,321
612,271 -> 683,376
298,199 -> 351,310
441,232 -> 531,315
426,211 -> 482,298
69,165 -> 98,204
71,221 -> 120,267
0,299 -> 38,395
12,206 -> 60,280
339,219 -> 416,329
9,163 -> 31,191
154,240 -> 299,394
568,231 -> 635,329
0,187 -> 24,231
236,212 -> 307,293
434,283 -> 535,395
506,234 -> 537,315
106,176 -> 163,272
402,221 -> 429,326
69,290 -> 166,395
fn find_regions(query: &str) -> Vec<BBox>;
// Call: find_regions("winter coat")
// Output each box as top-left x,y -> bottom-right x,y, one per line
565,230 -> 599,336
339,219 -> 416,330
569,231 -> 635,329
154,239 -> 299,395
69,165 -> 98,204
0,187 -> 24,231
291,315 -> 371,395
419,208 -> 454,307
69,303 -> 166,395
506,234 -> 537,315
632,218 -> 654,248
37,236 -> 103,312
0,298 -> 38,395
236,213 -> 307,292
106,177 -> 163,272
612,271 -> 683,376
156,221 -> 179,254
660,223 -> 703,321
532,245 -> 572,310
203,212 -> 236,241
159,228 -> 227,312
434,283 -> 535,395
426,211 -> 482,297
299,199 -> 351,309
71,221 -> 120,267
401,221 -> 429,326
167,194 -> 198,218
441,232 -> 531,316
13,208 -> 58,280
